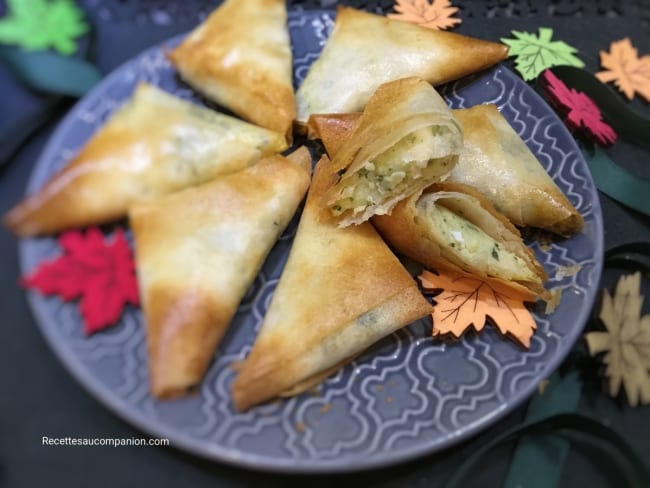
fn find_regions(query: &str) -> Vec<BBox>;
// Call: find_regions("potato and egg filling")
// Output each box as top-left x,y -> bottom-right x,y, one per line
331,126 -> 456,217
421,202 -> 540,284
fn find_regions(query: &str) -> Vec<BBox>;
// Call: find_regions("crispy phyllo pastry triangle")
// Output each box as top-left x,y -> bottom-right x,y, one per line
450,104 -> 583,237
232,155 -> 433,411
130,147 -> 312,398
373,183 -> 550,301
295,7 -> 508,123
307,103 -> 583,236
323,77 -> 462,226
167,0 -> 295,141
4,84 -> 287,237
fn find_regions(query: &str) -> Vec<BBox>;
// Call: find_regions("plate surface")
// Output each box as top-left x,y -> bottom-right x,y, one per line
20,10 -> 603,473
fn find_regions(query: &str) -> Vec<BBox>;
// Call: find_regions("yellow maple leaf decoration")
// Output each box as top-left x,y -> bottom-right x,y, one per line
596,38 -> 650,102
388,0 -> 461,30
419,269 -> 537,348
585,272 -> 650,407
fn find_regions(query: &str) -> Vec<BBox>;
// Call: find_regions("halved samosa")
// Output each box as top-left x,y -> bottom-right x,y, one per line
323,77 -> 463,226
373,183 -> 549,300
167,0 -> 295,140
232,155 -> 433,411
450,104 -> 583,237
130,147 -> 311,398
295,7 -> 508,123
4,84 -> 287,237
307,103 -> 583,236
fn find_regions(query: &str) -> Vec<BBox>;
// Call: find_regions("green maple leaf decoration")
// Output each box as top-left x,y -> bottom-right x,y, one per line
0,0 -> 89,55
501,27 -> 585,81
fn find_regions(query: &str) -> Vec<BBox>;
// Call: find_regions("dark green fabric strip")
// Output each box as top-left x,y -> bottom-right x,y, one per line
606,242 -> 650,259
0,46 -> 101,97
444,413 -> 650,488
582,144 -> 650,217
0,46 -> 101,166
0,96 -> 62,169
604,242 -> 650,276
549,66 -> 650,149
503,372 -> 583,488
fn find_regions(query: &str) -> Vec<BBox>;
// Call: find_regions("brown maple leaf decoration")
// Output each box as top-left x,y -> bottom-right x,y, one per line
585,272 -> 650,407
419,269 -> 537,348
388,0 -> 461,30
596,38 -> 650,102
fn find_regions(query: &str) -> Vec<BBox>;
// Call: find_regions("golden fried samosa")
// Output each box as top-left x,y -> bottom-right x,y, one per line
4,84 -> 287,237
323,77 -> 463,226
167,0 -> 295,140
373,183 -> 549,300
295,7 -> 508,123
450,104 -> 583,236
307,103 -> 583,236
232,155 -> 433,411
129,147 -> 311,398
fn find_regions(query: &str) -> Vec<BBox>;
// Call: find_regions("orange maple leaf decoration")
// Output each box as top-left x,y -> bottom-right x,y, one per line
596,38 -> 650,102
389,0 -> 461,30
419,269 -> 537,348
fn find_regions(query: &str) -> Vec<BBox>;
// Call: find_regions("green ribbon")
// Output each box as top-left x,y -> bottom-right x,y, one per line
444,413 -> 650,488
503,372 -> 583,488
0,94 -> 62,169
550,66 -> 650,219
0,45 -> 101,97
540,67 -> 650,217
604,242 -> 650,276
581,143 -> 650,217
549,66 -> 650,150
0,45 -> 102,167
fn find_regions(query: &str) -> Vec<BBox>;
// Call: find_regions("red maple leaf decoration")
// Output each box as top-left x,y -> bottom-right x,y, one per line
21,228 -> 139,335
540,69 -> 617,146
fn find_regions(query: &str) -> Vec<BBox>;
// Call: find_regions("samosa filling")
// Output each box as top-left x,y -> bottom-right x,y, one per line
331,126 -> 455,216
424,203 -> 538,283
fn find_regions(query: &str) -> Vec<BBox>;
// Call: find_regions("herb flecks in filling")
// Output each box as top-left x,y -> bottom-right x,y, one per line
425,203 -> 537,283
331,126 -> 454,217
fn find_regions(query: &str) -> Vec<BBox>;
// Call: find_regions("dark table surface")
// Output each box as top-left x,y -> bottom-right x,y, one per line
1,1 -> 649,487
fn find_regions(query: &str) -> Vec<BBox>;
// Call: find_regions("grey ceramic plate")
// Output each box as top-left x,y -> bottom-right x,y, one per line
20,10 -> 603,473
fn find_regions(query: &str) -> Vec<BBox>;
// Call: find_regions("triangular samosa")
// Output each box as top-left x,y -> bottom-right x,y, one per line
231,155 -> 433,411
449,104 -> 583,237
168,0 -> 295,141
295,7 -> 508,123
4,84 -> 287,237
129,147 -> 311,398
307,103 -> 583,236
323,77 -> 463,226
373,183 -> 549,300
